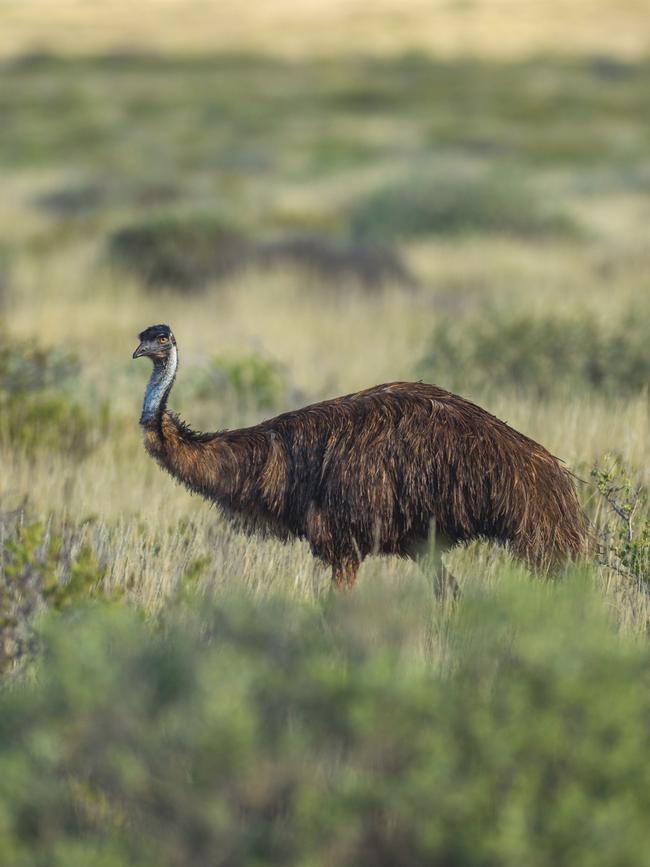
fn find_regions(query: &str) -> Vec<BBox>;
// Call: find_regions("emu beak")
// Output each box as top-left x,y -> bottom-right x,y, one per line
132,342 -> 147,359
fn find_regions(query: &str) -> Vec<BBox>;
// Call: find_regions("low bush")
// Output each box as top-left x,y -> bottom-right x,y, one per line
349,170 -> 578,240
0,518 -> 106,676
0,339 -> 78,393
109,217 -> 413,292
35,183 -> 106,217
189,351 -> 289,411
592,455 -> 650,588
255,235 -> 414,289
108,213 -> 250,290
0,333 -> 104,454
1,576 -> 650,865
35,179 -> 178,217
419,306 -> 650,397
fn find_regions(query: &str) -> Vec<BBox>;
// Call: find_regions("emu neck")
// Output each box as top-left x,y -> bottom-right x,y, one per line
141,346 -> 178,427
139,345 -> 270,512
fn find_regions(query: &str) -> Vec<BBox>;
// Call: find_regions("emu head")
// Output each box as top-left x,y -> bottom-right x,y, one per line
133,324 -> 176,363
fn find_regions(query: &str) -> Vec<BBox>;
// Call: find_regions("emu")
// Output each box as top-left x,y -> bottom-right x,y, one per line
133,324 -> 589,592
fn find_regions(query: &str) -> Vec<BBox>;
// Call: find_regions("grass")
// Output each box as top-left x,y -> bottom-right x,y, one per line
1,0 -> 648,60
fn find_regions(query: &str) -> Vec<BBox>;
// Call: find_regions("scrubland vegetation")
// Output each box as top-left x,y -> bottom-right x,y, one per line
4,578 -> 650,866
1,2 -> 650,862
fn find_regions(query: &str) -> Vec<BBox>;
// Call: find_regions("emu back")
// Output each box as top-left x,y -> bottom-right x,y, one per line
244,382 -> 588,574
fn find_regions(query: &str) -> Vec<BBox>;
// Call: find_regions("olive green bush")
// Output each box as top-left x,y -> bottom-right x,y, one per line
108,213 -> 250,290
592,455 -> 650,588
1,576 -> 650,866
35,182 -> 106,217
188,351 -> 290,411
109,218 -> 413,293
0,333 -> 106,454
0,518 -> 106,676
420,306 -> 650,397
255,236 -> 414,289
349,171 -> 577,240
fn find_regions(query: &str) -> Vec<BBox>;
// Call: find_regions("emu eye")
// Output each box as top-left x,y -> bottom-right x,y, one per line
159,336 -> 168,344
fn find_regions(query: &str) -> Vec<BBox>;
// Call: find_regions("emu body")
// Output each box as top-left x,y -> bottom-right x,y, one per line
134,325 -> 589,588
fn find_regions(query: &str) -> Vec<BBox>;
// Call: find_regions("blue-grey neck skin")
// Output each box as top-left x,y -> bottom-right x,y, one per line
141,345 -> 178,426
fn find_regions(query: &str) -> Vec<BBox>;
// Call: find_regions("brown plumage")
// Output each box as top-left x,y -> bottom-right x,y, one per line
134,324 -> 590,589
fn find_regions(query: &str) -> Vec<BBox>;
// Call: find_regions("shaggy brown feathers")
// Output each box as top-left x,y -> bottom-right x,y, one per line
142,380 -> 590,587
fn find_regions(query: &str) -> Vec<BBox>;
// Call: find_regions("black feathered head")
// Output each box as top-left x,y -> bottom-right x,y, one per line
133,324 -> 176,359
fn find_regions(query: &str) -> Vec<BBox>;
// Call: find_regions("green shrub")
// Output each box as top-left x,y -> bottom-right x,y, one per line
0,394 -> 103,454
419,306 -> 650,397
35,182 -> 105,217
349,170 -> 578,240
0,334 -> 105,454
592,455 -> 650,587
1,577 -> 650,866
1,520 -> 106,676
35,179 -> 178,218
190,351 -> 289,411
108,213 -> 250,290
0,339 -> 77,393
254,235 -> 414,289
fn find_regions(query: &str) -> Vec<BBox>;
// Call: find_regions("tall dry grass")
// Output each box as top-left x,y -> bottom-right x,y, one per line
3,236 -> 649,629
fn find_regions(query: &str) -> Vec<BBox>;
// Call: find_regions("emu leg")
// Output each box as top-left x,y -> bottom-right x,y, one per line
408,533 -> 460,601
331,557 -> 360,590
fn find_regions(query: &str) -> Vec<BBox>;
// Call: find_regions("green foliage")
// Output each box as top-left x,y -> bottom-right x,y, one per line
191,351 -> 289,411
348,170 -> 577,240
171,555 -> 212,606
110,217 -> 414,292
1,521 -> 106,676
0,339 -> 78,393
34,179 -> 178,218
2,56 -> 648,249
2,56 -> 648,179
592,455 -> 650,587
1,577 -> 650,865
256,236 -> 414,289
108,213 -> 249,290
0,246 -> 10,311
420,306 -> 650,397
0,333 -> 107,454
35,182 -> 106,217
1,395 -> 102,454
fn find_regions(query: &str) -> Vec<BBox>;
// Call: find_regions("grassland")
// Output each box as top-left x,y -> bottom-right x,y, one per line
2,51 -> 649,605
1,6 -> 650,862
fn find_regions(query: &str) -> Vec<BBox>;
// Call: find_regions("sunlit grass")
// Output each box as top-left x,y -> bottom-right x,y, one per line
1,0 -> 648,60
